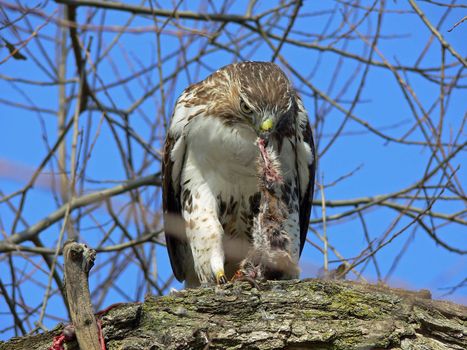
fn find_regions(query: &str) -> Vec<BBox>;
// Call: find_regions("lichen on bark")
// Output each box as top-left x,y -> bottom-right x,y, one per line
1,279 -> 465,350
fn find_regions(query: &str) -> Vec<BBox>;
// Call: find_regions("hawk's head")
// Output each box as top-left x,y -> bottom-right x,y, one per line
188,61 -> 297,141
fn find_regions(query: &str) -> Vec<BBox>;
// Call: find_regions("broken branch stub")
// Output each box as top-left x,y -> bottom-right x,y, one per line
63,240 -> 101,350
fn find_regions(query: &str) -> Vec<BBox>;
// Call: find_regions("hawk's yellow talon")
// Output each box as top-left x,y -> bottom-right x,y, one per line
216,271 -> 227,285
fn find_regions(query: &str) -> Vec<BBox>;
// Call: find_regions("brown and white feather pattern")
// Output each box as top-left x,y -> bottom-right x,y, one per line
162,62 -> 315,287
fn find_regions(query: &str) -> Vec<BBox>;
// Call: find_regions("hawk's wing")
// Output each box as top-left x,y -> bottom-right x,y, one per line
292,96 -> 316,257
162,92 -> 198,282
162,133 -> 187,281
298,119 -> 316,256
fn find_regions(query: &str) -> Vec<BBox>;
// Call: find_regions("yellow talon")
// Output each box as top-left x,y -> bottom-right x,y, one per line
260,118 -> 273,132
216,271 -> 227,285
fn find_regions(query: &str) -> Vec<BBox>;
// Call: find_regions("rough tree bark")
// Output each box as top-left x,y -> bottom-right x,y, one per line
1,279 -> 465,350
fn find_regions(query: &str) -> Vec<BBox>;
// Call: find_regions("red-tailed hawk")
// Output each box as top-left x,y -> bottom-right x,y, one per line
162,62 -> 315,287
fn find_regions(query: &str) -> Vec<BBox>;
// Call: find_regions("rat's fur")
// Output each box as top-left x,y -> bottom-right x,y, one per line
237,139 -> 300,281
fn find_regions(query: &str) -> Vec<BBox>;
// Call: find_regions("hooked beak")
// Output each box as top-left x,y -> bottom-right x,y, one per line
258,117 -> 274,141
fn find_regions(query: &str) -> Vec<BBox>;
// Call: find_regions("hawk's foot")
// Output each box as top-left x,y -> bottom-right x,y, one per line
216,271 -> 228,285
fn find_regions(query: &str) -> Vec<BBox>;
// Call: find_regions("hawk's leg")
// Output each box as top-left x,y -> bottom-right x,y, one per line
183,184 -> 227,285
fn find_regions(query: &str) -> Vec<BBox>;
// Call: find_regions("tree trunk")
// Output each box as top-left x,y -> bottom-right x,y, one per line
1,279 -> 465,350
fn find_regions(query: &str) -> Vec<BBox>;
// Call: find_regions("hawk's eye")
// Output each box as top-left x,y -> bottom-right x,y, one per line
240,100 -> 253,115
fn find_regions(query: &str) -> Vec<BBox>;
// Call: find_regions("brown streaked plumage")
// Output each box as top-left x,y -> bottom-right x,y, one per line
162,61 -> 315,287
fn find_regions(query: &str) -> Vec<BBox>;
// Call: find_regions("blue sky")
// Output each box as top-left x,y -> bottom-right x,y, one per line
0,0 -> 465,340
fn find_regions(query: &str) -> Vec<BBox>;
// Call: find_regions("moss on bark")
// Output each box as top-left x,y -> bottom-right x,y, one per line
1,279 -> 465,350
